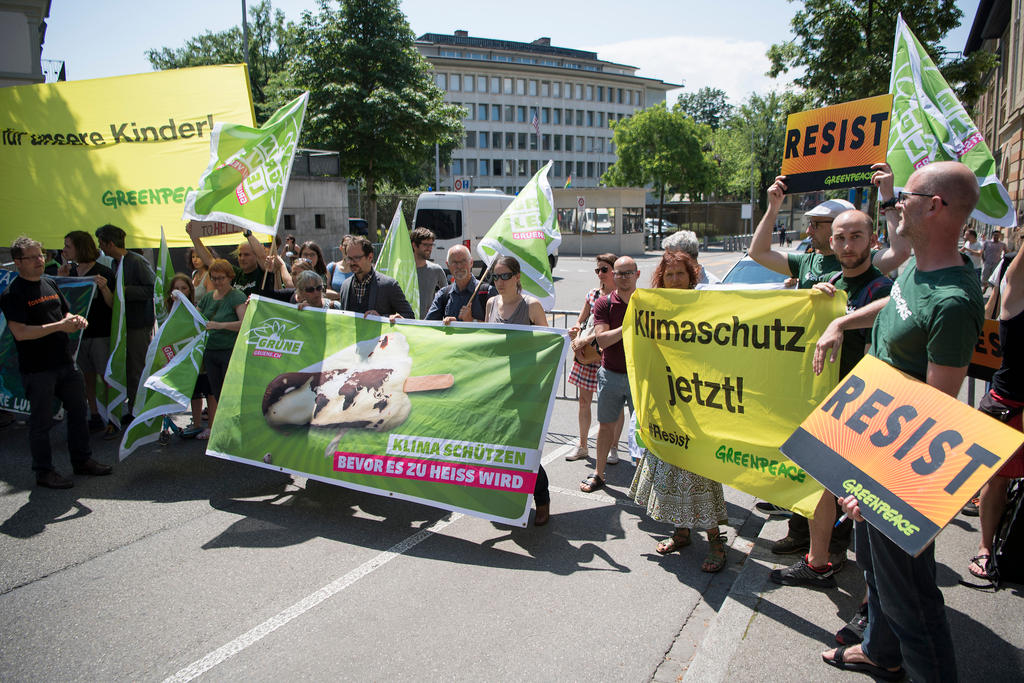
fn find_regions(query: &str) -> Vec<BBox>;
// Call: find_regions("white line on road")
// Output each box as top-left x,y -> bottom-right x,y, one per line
163,434 -> 590,682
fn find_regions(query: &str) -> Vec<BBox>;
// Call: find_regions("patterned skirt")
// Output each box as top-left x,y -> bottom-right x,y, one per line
629,450 -> 728,529
568,358 -> 600,392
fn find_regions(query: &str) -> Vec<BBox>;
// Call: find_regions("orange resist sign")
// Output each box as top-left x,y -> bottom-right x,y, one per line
780,94 -> 893,194
781,354 -> 1023,556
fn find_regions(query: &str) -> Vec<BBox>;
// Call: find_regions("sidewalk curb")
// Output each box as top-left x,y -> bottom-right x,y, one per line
681,514 -> 789,682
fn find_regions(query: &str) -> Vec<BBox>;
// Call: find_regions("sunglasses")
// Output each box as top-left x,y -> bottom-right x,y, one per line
492,272 -> 516,281
594,266 -> 610,274
303,285 -> 324,293
897,190 -> 948,206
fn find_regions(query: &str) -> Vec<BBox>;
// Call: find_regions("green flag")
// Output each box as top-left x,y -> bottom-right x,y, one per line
103,258 -> 128,426
120,291 -> 208,459
888,14 -> 1016,227
182,92 -> 309,234
153,226 -> 174,323
477,161 -> 561,309
376,202 -> 420,317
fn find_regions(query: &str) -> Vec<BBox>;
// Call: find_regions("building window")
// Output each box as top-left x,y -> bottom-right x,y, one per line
435,73 -> 446,89
477,75 -> 487,92
617,88 -> 623,104
636,90 -> 643,106
541,107 -> 550,124
502,77 -> 512,93
529,106 -> 538,122
450,74 -> 461,91
553,109 -> 562,125
627,90 -> 633,105
479,132 -> 488,148
478,104 -> 488,121
452,159 -> 463,175
542,134 -> 551,151
465,158 -> 476,174
465,132 -> 476,148
464,104 -> 474,120
553,134 -> 562,151
529,79 -> 538,96
554,160 -> 563,176
598,85 -> 604,102
518,132 -> 527,150
587,136 -> 594,152
516,78 -> 526,95
463,75 -> 473,93
587,162 -> 595,177
492,104 -> 501,120
505,159 -> 515,176
541,81 -> 550,97
576,161 -> 584,177
479,159 -> 489,176
492,132 -> 501,148
504,105 -> 514,122
530,133 -> 538,151
505,132 -> 515,150
518,159 -> 528,176
622,207 -> 644,234
576,110 -> 584,126
597,137 -> 605,153
283,214 -> 295,231
577,135 -> 585,151
517,106 -> 527,122
490,76 -> 500,93
575,83 -> 583,99
598,112 -> 604,128
557,208 -> 577,234
530,160 -> 539,175
315,213 -> 326,230
587,111 -> 594,127
565,136 -> 573,152
493,159 -> 503,176
586,85 -> 594,100
586,207 -> 614,233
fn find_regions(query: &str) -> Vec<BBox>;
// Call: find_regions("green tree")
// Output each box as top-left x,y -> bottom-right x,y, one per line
290,0 -> 464,232
146,0 -> 296,122
603,103 -> 715,227
675,87 -> 733,130
767,0 -> 995,107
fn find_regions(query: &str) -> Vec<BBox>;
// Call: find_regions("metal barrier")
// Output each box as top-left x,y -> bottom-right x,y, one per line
547,309 -> 583,400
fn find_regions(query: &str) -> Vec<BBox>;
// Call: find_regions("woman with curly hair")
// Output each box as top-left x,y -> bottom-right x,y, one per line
628,250 -> 729,572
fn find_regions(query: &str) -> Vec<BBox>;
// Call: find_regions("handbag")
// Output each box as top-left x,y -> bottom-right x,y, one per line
572,311 -> 602,365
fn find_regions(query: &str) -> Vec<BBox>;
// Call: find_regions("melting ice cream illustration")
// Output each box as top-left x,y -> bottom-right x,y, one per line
262,333 -> 451,431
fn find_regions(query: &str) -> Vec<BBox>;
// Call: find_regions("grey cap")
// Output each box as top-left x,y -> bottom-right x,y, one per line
804,198 -> 855,220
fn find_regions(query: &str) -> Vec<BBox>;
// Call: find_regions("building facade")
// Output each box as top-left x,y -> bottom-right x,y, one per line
0,0 -> 51,87
965,0 -> 1024,242
416,32 -> 676,195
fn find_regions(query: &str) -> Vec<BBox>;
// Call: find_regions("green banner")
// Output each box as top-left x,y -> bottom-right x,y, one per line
477,161 -> 561,309
207,297 -> 567,525
182,92 -> 308,235
120,291 -> 208,459
103,258 -> 128,425
153,226 -> 174,324
0,273 -> 95,415
376,202 -> 420,317
888,14 -> 1016,227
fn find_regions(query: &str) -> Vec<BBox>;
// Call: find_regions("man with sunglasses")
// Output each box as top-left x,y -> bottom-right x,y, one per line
337,236 -> 414,318
0,237 -> 112,488
817,161 -> 984,682
581,256 -> 640,493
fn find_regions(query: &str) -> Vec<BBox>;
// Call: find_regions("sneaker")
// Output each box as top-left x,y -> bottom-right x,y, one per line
755,501 -> 793,517
835,603 -> 869,645
771,535 -> 810,555
88,414 -> 105,433
961,497 -> 980,517
36,469 -> 73,489
828,551 -> 847,573
607,448 -> 620,465
769,555 -> 836,588
72,458 -> 112,476
565,445 -> 588,461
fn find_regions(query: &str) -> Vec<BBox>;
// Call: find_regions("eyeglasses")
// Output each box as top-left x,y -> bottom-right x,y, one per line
613,270 -> 637,277
419,242 -> 435,248
492,272 -> 515,281
210,275 -> 229,282
13,254 -> 45,261
303,285 -> 324,293
346,254 -> 366,262
594,266 -> 610,274
897,191 -> 948,206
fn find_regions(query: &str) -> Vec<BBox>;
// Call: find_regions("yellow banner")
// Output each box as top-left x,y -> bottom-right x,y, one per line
0,65 -> 255,249
624,289 -> 846,517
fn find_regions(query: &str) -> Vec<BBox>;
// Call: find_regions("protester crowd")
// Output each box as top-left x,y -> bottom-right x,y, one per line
2,157 -> 1022,682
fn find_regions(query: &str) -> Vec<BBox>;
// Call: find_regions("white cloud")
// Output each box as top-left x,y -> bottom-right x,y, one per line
588,35 -> 798,106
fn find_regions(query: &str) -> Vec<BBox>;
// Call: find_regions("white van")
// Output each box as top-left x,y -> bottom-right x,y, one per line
412,189 -> 559,272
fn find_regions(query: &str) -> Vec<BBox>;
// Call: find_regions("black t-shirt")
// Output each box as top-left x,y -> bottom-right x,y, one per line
233,265 -> 275,297
0,276 -> 73,372
71,262 -> 115,339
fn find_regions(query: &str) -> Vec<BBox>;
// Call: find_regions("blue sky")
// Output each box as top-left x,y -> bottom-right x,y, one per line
40,0 -> 982,105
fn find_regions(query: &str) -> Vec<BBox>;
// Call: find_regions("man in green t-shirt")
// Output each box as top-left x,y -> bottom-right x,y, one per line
770,210 -> 892,589
817,161 -> 984,682
749,163 -> 911,289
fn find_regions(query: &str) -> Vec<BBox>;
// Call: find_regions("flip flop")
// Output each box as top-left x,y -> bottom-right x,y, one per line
968,554 -> 992,580
822,646 -> 905,682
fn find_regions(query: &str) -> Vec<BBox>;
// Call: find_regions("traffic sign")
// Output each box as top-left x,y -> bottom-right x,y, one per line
454,177 -> 472,192
577,196 -> 585,209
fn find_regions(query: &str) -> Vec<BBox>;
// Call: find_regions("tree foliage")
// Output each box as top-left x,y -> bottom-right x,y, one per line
146,0 -> 296,122
603,103 -> 715,204
767,0 -> 996,107
290,0 -> 464,231
675,87 -> 733,130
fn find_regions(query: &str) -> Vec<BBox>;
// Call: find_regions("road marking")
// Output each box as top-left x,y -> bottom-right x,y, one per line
164,433 -> 589,681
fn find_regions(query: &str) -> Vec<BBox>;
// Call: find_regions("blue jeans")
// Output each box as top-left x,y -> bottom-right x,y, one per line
23,363 -> 92,472
856,521 -> 957,681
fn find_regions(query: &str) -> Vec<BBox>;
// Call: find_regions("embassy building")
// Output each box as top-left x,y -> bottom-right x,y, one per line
416,32 -> 676,194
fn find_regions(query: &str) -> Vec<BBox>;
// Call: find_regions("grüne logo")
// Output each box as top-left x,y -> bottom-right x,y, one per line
247,317 -> 304,358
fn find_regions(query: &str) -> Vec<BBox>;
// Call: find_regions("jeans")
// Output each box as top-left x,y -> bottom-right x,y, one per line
23,363 -> 92,472
856,521 -> 957,681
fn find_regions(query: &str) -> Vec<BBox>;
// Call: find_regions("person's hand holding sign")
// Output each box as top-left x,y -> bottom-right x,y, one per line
767,176 -> 788,211
837,494 -> 865,523
870,162 -> 895,200
812,282 -> 843,375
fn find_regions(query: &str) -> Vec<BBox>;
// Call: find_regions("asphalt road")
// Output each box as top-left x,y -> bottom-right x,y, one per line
0,246 -> 754,682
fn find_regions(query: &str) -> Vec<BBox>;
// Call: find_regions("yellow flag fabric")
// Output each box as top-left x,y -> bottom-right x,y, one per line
624,289 -> 846,517
0,65 -> 255,249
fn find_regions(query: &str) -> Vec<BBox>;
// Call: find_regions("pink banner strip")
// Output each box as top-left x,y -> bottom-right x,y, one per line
333,452 -> 537,494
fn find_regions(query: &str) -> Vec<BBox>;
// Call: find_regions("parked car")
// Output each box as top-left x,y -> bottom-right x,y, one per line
644,217 -> 677,234
715,255 -> 792,289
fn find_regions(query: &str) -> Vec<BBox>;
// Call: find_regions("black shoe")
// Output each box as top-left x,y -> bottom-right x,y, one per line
120,412 -> 133,427
769,555 -> 836,588
835,603 -> 869,645
755,501 -> 793,517
88,414 -> 105,433
771,535 -> 810,555
72,458 -> 112,476
36,469 -> 73,489
102,424 -> 120,441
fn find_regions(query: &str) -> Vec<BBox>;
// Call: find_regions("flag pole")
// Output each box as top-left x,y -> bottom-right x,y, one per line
465,257 -> 496,316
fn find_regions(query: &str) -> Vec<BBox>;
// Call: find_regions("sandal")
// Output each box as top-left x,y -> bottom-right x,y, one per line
822,645 -> 905,682
182,424 -> 203,438
701,529 -> 727,573
197,428 -> 211,441
580,473 -> 604,493
968,554 -> 992,580
657,528 -> 691,555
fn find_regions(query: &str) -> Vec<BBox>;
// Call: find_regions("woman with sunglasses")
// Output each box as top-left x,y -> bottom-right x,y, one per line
628,250 -> 729,573
566,253 -> 624,463
295,270 -> 341,310
484,256 -> 551,525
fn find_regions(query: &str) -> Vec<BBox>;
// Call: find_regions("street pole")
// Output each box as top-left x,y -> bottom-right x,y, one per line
241,0 -> 250,67
435,143 -> 440,191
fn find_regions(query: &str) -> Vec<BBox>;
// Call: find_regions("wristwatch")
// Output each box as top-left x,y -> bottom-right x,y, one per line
878,197 -> 898,211
243,229 -> 253,238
